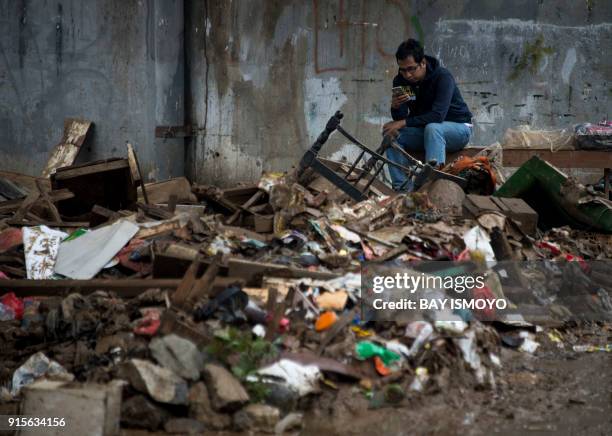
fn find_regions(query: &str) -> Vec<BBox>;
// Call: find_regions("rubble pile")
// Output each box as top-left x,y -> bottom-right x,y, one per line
0,140 -> 611,434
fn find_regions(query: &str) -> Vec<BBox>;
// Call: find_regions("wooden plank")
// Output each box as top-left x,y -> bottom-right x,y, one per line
0,171 -> 50,193
1,277 -> 241,298
138,177 -> 196,204
0,189 -> 74,212
0,177 -> 27,200
186,254 -> 221,303
53,159 -> 129,180
171,259 -> 201,307
136,202 -> 174,220
0,279 -> 181,296
35,179 -> 62,223
433,147 -> 612,169
500,149 -> 612,168
11,190 -> 40,222
7,219 -> 89,228
227,257 -> 340,284
42,118 -> 92,178
127,143 -> 149,204
227,190 -> 265,225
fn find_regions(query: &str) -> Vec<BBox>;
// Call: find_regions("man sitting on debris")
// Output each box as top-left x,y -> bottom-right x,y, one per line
383,39 -> 473,191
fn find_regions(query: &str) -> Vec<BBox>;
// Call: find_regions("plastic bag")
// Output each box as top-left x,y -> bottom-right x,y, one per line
502,125 -> 575,151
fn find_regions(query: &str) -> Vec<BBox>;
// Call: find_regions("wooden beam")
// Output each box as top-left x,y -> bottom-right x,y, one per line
53,159 -> 129,180
42,118 -> 92,178
127,143 -> 149,204
1,277 -> 243,298
0,279 -> 180,296
425,147 -> 612,169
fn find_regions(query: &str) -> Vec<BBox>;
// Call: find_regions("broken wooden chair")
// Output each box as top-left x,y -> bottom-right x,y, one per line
298,111 -> 466,201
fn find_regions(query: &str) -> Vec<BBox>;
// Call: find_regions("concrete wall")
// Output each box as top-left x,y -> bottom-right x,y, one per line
1,1 -> 610,185
188,0 -> 611,185
0,0 -> 184,180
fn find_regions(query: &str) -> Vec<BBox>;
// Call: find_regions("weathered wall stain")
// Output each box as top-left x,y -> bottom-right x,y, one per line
0,0 -> 184,180
1,0 -> 610,186
189,0 -> 611,186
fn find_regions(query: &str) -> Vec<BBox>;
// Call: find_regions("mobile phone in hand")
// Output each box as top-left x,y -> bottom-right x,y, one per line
392,86 -> 407,97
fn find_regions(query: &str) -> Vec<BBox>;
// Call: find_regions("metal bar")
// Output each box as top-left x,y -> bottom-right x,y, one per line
311,160 -> 367,201
344,150 -> 366,179
362,164 -> 385,193
335,126 -> 413,172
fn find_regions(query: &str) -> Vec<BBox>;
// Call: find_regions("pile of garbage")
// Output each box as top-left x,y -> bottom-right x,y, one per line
1,129 -> 611,433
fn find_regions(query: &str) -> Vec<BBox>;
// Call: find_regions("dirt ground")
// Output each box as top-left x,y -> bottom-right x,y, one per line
300,326 -> 612,436
121,325 -> 611,436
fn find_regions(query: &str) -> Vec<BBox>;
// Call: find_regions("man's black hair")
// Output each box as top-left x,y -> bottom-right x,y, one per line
395,39 -> 424,63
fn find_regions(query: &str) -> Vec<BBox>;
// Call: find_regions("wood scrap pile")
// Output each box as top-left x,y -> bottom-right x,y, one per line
0,121 -> 611,434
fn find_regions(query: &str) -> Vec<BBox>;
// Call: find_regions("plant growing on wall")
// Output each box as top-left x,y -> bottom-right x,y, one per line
508,35 -> 554,81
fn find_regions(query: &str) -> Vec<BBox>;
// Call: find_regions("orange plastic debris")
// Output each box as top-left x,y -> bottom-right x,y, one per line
374,356 -> 391,376
315,311 -> 338,332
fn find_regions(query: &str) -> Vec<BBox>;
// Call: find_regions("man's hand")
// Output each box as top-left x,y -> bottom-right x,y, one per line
391,93 -> 410,109
382,120 -> 406,137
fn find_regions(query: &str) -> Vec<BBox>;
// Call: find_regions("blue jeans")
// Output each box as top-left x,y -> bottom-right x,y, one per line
386,121 -> 471,190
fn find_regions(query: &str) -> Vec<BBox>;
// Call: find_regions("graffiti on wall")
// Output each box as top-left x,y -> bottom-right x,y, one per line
313,0 -> 420,74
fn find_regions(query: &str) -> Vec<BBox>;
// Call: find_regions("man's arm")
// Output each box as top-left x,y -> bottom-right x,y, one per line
391,104 -> 408,121
405,73 -> 454,127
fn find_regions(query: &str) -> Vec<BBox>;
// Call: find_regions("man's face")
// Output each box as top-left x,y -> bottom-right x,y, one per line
397,56 -> 426,83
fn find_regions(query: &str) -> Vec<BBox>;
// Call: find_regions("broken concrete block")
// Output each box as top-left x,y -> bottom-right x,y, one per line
121,394 -> 168,431
188,382 -> 232,430
202,364 -> 249,412
424,179 -> 465,214
149,334 -> 205,381
20,380 -> 121,436
164,418 -> 207,434
233,403 -> 280,433
120,358 -> 188,405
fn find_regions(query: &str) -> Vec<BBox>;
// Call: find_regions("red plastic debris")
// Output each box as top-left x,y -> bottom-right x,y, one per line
564,253 -> 589,272
537,241 -> 561,256
265,313 -> 291,333
117,239 -> 150,273
133,308 -> 161,336
0,228 -> 22,253
471,285 -> 496,321
1,292 -> 24,320
374,356 -> 391,376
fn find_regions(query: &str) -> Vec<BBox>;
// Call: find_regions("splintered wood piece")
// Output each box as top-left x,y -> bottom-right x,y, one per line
171,259 -> 200,307
317,308 -> 357,355
11,190 -> 40,223
226,190 -> 265,225
127,143 -> 149,204
35,179 -> 62,223
167,194 -> 178,213
187,257 -> 220,303
136,202 -> 174,220
42,118 -> 92,178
